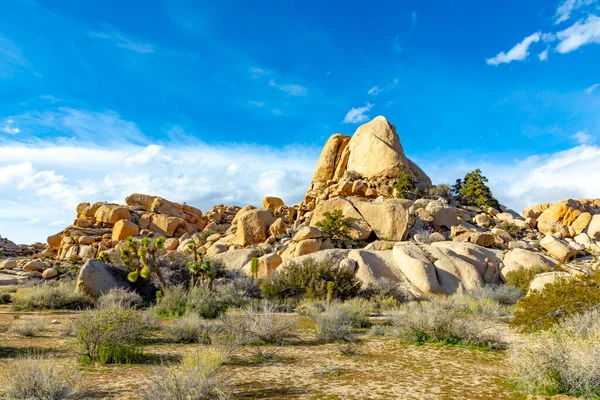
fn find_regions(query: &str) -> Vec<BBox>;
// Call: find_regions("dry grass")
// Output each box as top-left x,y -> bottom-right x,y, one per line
9,318 -> 47,337
12,280 -> 92,311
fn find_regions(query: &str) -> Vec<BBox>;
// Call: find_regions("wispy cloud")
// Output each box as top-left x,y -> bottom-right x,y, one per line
411,11 -> 417,29
368,86 -> 382,96
367,78 -> 398,96
343,103 -> 374,124
1,118 -> 20,134
538,46 -> 550,61
247,100 -> 282,115
249,67 -> 270,79
556,14 -> 600,53
585,83 -> 600,94
486,32 -> 541,65
572,131 -> 595,144
392,34 -> 404,54
555,0 -> 597,24
269,80 -> 308,96
88,29 -> 154,54
0,35 -> 30,78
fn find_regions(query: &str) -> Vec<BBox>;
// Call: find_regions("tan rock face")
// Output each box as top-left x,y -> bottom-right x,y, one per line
501,248 -> 556,278
540,234 -> 577,262
425,202 -> 458,231
292,226 -> 323,242
572,212 -> 592,234
47,234 -> 62,249
42,268 -> 58,279
529,271 -> 572,293
126,193 -> 205,228
23,260 -> 45,271
522,203 -> 551,219
262,197 -> 285,212
392,242 -> 442,294
311,134 -> 351,182
112,220 -> 140,241
587,214 -> 600,240
346,116 -> 412,180
310,197 -> 372,241
269,218 -> 288,236
537,221 -> 571,238
0,258 -> 17,269
232,205 -> 257,225
352,199 -> 409,241
257,253 -> 282,279
94,205 -> 132,225
233,209 -> 275,246
294,238 -> 322,257
139,214 -> 185,237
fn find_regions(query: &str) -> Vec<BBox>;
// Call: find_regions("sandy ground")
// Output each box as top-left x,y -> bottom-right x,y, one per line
0,307 -> 526,399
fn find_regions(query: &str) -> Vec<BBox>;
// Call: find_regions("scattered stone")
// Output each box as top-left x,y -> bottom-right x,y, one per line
42,268 -> 58,279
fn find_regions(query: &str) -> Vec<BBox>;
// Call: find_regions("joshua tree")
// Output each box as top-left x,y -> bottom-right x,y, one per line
186,241 -> 217,290
120,236 -> 167,292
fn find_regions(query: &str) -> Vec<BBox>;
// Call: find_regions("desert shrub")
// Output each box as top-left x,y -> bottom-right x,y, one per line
185,286 -> 228,319
428,183 -> 452,200
511,271 -> 600,331
369,324 -> 387,336
72,303 -> 145,364
9,318 -> 46,337
222,301 -> 298,345
96,288 -> 143,309
497,221 -> 525,239
155,285 -> 188,318
12,280 -> 92,311
471,284 -> 523,305
141,348 -> 229,400
511,308 -> 600,397
393,168 -> 417,199
315,209 -> 351,240
168,313 -> 217,343
504,265 -> 553,293
360,277 -> 415,306
260,258 -> 362,303
413,228 -> 435,244
0,292 -> 10,304
0,355 -> 79,399
310,302 -> 358,342
140,309 -> 162,331
452,168 -> 500,210
157,251 -> 193,287
215,271 -> 261,308
341,298 -> 373,328
446,293 -> 509,320
343,170 -> 361,180
391,297 -> 506,348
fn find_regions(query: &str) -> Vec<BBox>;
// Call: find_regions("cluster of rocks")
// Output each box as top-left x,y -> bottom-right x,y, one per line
0,236 -> 40,258
0,258 -> 58,285
2,115 -> 599,298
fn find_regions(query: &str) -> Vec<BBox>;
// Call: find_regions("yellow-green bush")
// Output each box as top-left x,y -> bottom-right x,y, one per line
504,265 -> 553,293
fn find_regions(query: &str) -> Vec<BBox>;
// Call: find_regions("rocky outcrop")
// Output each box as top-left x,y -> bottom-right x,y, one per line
76,259 -> 131,297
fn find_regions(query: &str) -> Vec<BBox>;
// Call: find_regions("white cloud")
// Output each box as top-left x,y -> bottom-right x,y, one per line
88,30 -> 154,54
249,67 -> 270,79
556,15 -> 600,53
411,12 -> 417,29
368,86 -> 382,96
247,100 -> 266,107
538,47 -> 550,61
486,32 -> 541,65
268,80 -> 308,96
585,83 -> 600,94
25,218 -> 40,225
0,141 -> 320,243
343,103 -> 374,124
555,0 -> 597,24
1,118 -> 20,134
572,131 -> 595,144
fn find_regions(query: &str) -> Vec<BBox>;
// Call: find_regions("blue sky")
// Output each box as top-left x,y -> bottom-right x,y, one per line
1,0 -> 600,243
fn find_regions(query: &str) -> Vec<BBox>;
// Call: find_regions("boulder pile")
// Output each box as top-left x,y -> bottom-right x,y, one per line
3,115 -> 599,297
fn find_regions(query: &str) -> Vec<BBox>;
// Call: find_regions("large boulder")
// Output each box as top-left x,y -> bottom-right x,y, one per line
425,202 -> 458,231
76,259 -> 131,297
262,197 -> 285,212
424,245 -> 485,293
139,213 -> 186,237
310,197 -> 372,240
347,249 -> 414,289
94,205 -> 132,225
537,199 -> 585,226
311,133 -> 351,182
280,249 -> 351,270
587,214 -> 600,240
256,253 -> 282,279
351,199 -> 409,241
501,248 -> 556,278
233,209 -> 275,246
392,243 -> 442,294
540,234 -> 577,262
47,233 -> 62,249
212,249 -> 261,271
529,271 -> 572,293
112,219 -> 139,241
572,212 -> 592,234
432,241 -> 503,284
292,226 -> 323,242
0,258 -> 17,269
126,193 -> 205,228
294,239 -> 322,257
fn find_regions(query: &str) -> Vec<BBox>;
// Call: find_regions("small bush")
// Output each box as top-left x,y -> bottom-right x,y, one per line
155,285 -> 187,318
452,168 -> 500,210
222,301 -> 298,345
428,184 -> 452,200
261,258 -> 362,303
309,302 -> 359,342
511,271 -> 600,331
393,168 -> 417,199
315,209 -> 351,240
391,297 -> 506,348
360,277 -> 415,308
0,292 -> 11,304
168,313 -> 216,343
471,284 -> 523,306
497,221 -> 525,239
185,286 -> 228,319
369,324 -> 387,336
96,288 -> 143,309
215,271 -> 261,308
504,265 -> 553,293
0,356 -> 79,399
72,303 -> 145,364
511,308 -> 600,397
12,281 -> 92,311
343,170 -> 361,181
9,318 -> 46,337
141,348 -> 229,400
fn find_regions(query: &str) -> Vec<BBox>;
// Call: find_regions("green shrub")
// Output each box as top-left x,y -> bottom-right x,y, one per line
390,296 -> 507,348
360,277 -> 415,304
260,258 -> 362,303
154,285 -> 187,318
0,292 -> 10,304
9,318 -> 46,337
511,308 -> 600,397
369,324 -> 387,336
309,302 -> 358,342
343,170 -> 361,180
185,286 -> 228,319
0,355 -> 79,399
12,281 -> 92,311
452,168 -> 500,210
427,184 -> 452,200
168,313 -> 216,343
471,284 -> 523,306
141,348 -> 229,400
504,265 -> 553,293
215,271 -> 261,308
72,303 -> 145,364
315,209 -> 351,240
511,271 -> 600,331
96,288 -> 143,309
393,168 -> 417,199
222,301 -> 298,345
